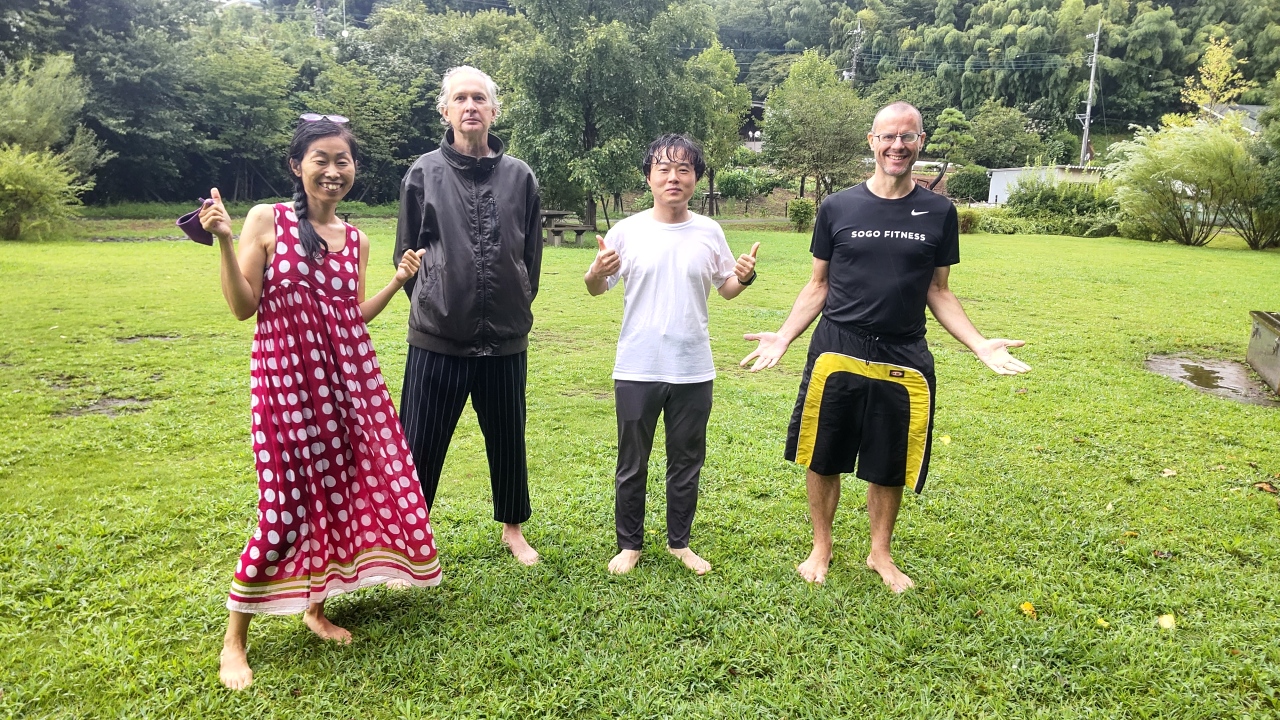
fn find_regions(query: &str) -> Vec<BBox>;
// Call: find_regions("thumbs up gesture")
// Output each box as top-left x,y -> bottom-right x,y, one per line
734,242 -> 760,285
587,234 -> 620,280
199,187 -> 233,243
395,248 -> 427,286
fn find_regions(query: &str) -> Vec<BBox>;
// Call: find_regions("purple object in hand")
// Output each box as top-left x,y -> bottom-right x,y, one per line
177,198 -> 215,245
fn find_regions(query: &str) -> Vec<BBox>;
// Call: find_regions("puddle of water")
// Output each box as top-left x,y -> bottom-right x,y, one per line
1146,355 -> 1280,407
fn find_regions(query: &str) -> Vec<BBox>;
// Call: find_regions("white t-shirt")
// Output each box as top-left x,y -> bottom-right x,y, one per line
602,210 -> 736,383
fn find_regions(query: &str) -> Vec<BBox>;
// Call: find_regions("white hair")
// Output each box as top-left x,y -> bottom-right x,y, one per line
436,66 -> 502,126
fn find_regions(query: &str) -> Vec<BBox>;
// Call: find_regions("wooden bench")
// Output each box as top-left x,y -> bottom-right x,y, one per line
547,224 -> 596,247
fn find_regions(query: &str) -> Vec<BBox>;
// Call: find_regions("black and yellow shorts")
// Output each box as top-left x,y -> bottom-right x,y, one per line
784,319 -> 936,493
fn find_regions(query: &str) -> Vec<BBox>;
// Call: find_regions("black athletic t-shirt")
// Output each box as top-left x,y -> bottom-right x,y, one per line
810,183 -> 960,340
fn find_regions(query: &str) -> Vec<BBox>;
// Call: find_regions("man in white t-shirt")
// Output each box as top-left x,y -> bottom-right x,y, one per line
584,134 -> 760,575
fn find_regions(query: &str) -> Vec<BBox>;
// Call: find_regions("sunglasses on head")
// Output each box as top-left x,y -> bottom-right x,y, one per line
300,113 -> 349,124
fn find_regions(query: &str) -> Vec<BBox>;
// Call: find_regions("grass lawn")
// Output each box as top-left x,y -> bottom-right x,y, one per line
2,219 -> 1278,718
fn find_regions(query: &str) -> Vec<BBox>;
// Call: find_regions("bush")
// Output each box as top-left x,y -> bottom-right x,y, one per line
718,167 -> 785,215
1108,122 -> 1242,246
787,197 -> 816,233
973,208 -> 1043,235
1006,174 -> 1115,219
631,190 -> 653,211
0,144 -> 85,239
957,207 -> 980,234
947,165 -> 989,202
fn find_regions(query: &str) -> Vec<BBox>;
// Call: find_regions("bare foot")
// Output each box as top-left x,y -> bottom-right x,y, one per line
867,553 -> 915,593
303,605 -> 353,643
385,579 -> 412,591
219,644 -> 253,691
501,524 -> 540,566
796,546 -> 832,584
608,549 -> 642,575
667,546 -> 711,575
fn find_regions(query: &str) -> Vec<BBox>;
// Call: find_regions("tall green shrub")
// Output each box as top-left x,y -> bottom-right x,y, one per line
0,144 -> 85,240
787,197 -> 816,233
947,165 -> 989,203
1107,122 -> 1243,246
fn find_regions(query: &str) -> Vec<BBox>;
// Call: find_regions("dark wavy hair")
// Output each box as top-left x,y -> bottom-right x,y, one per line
287,119 -> 359,262
642,133 -> 706,180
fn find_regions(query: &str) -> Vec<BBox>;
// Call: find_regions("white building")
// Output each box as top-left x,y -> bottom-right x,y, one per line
986,165 -> 1104,205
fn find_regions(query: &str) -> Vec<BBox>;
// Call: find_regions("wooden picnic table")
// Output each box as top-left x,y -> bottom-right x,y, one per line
541,209 -> 594,246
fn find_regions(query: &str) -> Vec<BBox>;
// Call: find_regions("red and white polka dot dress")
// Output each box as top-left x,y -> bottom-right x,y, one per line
227,203 -> 441,615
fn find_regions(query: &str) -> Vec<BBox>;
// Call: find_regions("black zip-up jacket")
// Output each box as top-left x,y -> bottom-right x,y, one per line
394,130 -> 542,356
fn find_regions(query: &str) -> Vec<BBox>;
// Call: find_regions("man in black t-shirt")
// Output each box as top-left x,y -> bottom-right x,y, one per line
741,101 -> 1031,592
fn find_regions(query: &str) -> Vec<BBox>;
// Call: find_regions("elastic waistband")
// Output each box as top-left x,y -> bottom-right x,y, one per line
825,318 -> 923,346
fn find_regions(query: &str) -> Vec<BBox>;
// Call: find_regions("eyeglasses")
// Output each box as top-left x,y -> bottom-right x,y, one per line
872,132 -> 921,144
300,113 -> 349,124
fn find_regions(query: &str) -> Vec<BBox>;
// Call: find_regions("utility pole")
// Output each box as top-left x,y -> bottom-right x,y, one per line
313,0 -> 325,39
844,18 -> 864,84
1078,18 -> 1102,165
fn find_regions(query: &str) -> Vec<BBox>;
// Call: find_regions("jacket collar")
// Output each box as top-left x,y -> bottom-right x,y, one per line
440,129 -> 505,172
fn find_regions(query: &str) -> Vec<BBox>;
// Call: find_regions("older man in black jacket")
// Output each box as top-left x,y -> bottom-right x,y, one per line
394,65 -> 543,565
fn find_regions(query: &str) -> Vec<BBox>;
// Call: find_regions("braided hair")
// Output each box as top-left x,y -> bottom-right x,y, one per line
286,119 -> 360,262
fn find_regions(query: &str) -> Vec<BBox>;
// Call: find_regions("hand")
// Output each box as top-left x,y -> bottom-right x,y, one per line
973,338 -> 1031,375
395,249 -> 427,285
740,331 -> 791,372
199,187 -> 233,241
735,242 -> 760,284
588,235 -> 620,279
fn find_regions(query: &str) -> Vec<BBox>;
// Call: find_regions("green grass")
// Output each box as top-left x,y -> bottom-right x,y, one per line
1,221 -> 1279,718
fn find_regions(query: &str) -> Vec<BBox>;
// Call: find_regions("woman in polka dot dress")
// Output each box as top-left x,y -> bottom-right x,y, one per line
200,117 -> 440,691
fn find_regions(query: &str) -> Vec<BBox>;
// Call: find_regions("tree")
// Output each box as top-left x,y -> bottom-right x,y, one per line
568,137 -> 643,228
1183,36 -> 1257,112
301,61 -> 423,203
965,101 -> 1044,169
0,53 -> 106,237
924,107 -> 974,187
1219,137 -> 1280,250
762,49 -> 874,201
188,37 -> 295,201
678,41 -> 750,216
1107,121 -> 1242,246
505,0 -> 719,226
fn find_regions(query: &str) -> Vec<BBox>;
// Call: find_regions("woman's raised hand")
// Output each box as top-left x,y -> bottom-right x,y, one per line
395,249 -> 427,286
200,187 -> 234,242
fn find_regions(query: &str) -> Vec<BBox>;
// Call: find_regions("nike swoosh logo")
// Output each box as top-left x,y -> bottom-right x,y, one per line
911,210 -> 928,216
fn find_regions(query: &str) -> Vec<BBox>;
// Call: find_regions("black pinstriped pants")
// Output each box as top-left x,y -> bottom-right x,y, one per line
399,346 -> 532,524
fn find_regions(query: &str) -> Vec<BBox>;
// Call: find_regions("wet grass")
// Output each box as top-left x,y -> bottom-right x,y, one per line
1,222 -> 1279,718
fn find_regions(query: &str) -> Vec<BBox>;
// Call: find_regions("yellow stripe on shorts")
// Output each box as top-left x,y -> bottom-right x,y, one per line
796,352 -> 932,492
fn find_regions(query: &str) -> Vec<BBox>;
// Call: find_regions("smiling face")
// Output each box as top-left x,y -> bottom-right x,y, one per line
646,149 -> 698,210
290,135 -> 356,203
441,70 -> 497,141
867,105 -> 925,179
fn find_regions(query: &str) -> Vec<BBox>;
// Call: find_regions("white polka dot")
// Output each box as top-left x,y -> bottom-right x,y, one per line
330,492 -> 343,505
249,546 -> 260,560
280,259 -> 291,273
266,509 -> 277,523
264,488 -> 276,503
282,511 -> 293,525
332,277 -> 343,290
298,262 -> 309,275
258,450 -> 270,463
365,531 -> 377,543
246,565 -> 258,578
348,279 -> 356,290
